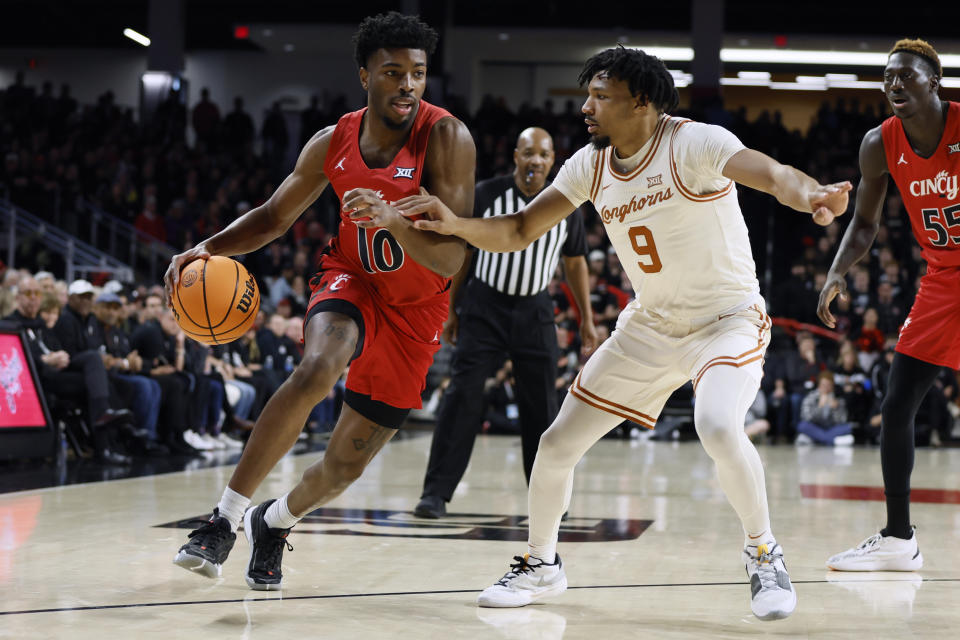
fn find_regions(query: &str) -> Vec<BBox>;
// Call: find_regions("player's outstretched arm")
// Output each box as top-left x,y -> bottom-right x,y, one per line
817,127 -> 889,327
164,127 -> 333,298
722,148 -> 852,225
395,185 -> 576,253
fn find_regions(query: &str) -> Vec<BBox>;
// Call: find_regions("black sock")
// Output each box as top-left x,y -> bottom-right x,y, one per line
881,493 -> 912,539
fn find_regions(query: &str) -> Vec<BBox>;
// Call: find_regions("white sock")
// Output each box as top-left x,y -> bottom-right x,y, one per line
264,493 -> 301,530
217,487 -> 250,533
745,530 -> 777,549
527,544 -> 558,565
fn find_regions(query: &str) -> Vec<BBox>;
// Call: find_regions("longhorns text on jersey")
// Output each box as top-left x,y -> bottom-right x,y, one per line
553,115 -> 762,320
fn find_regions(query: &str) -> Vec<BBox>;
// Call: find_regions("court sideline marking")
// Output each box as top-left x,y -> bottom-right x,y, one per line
1,577 -> 955,617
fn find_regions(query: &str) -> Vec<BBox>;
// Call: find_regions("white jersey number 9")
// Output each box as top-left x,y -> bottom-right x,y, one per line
628,226 -> 663,274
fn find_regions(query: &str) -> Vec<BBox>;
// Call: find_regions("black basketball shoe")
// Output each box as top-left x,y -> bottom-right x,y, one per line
172,508 -> 237,578
243,499 -> 294,590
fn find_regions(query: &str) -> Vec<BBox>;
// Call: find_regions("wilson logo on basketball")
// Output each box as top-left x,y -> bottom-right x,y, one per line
236,274 -> 256,314
181,271 -> 198,288
599,188 -> 674,224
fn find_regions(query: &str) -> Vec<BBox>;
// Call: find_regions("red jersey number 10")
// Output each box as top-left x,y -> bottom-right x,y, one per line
357,227 -> 405,273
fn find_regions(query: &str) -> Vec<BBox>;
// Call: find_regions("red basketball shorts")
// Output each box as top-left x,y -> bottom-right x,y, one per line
896,265 -> 960,369
305,263 -> 447,410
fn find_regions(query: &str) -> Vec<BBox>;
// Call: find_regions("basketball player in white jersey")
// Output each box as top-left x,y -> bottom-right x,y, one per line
396,46 -> 851,621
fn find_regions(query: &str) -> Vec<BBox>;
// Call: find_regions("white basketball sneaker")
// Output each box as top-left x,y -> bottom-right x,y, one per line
477,554 -> 567,608
744,542 -> 797,620
826,528 -> 922,571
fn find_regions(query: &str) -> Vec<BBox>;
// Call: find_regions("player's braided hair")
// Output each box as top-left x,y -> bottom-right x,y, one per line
889,38 -> 942,77
578,45 -> 679,114
353,11 -> 438,69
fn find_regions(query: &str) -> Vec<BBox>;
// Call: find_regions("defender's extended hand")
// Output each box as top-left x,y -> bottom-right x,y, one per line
809,181 -> 852,226
395,187 -> 460,236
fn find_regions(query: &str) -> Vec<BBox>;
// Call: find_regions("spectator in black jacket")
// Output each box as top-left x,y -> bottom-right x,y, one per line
91,292 -> 166,454
482,360 -> 520,435
131,294 -> 198,455
831,342 -> 871,438
6,277 -> 131,463
256,312 -> 299,379
52,279 -> 99,355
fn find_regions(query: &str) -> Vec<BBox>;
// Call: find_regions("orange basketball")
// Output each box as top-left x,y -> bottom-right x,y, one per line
171,256 -> 260,345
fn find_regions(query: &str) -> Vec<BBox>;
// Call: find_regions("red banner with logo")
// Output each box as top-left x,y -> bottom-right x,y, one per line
0,334 -> 47,428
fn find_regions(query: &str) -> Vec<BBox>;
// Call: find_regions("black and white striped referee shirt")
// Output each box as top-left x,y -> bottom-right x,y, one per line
472,175 -> 587,296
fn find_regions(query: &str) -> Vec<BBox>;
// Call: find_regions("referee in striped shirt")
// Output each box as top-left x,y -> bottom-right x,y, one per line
415,127 -> 596,518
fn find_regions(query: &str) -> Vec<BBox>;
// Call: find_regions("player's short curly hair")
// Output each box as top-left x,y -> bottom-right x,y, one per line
578,45 -> 679,114
352,11 -> 438,69
889,38 -> 942,77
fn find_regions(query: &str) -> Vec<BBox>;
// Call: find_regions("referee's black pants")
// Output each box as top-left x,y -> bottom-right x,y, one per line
421,280 -> 559,502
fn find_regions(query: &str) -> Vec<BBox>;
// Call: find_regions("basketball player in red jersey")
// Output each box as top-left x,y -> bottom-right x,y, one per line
165,12 -> 475,589
819,39 -> 958,571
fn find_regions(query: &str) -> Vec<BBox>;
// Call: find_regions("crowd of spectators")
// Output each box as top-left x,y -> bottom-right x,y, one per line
2,71 -> 959,467
0,267 -> 346,463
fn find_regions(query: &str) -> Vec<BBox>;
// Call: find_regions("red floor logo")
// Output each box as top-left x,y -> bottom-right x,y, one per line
158,507 -> 652,542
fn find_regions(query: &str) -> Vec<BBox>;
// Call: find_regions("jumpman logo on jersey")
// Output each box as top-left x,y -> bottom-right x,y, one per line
335,157 -> 346,171
898,153 -> 908,166
432,330 -> 440,342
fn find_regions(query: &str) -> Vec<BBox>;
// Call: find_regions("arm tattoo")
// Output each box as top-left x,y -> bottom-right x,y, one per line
323,323 -> 348,341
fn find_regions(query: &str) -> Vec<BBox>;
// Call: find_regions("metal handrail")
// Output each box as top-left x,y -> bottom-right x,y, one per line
77,199 -> 177,283
1,199 -> 134,282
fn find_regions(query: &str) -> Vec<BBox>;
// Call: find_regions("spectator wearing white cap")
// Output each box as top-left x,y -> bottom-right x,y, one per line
8,277 -> 132,463
102,280 -> 124,295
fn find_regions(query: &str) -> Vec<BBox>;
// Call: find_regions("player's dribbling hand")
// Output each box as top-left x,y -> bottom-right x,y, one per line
395,187 -> 459,235
164,244 -> 211,307
343,188 -> 403,230
817,272 -> 849,328
809,181 -> 853,226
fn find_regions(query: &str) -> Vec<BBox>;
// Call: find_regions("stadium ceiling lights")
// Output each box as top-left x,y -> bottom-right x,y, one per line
721,48 -> 960,68
123,28 -> 151,47
719,71 -> 960,91
636,47 -> 695,61
668,69 -> 693,88
639,46 -> 960,70
720,74 -> 881,90
631,46 -> 960,90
